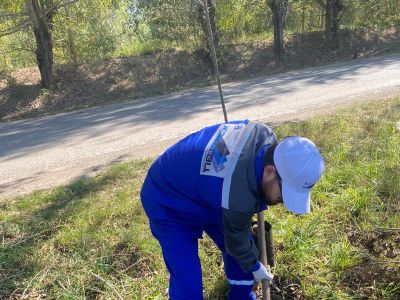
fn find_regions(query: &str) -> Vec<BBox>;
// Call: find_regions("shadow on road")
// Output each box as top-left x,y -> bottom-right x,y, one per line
0,54 -> 399,159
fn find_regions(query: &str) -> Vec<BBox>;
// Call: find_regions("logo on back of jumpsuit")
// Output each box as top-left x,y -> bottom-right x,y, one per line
202,125 -> 230,173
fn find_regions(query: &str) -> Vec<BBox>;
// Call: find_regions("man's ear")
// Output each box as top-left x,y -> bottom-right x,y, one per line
263,165 -> 277,182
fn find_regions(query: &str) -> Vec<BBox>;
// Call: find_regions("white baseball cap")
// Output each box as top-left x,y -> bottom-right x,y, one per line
273,137 -> 325,214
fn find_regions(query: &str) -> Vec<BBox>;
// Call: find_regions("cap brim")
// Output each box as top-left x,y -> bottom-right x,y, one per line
281,181 -> 311,214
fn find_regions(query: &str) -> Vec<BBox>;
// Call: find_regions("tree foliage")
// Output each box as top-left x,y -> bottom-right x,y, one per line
0,0 -> 399,72
1,0 -> 81,87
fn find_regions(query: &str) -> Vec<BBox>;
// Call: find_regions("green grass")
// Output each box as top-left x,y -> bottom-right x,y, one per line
1,97 -> 400,299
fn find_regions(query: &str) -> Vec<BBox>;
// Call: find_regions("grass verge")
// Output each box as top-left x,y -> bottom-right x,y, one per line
1,96 -> 400,299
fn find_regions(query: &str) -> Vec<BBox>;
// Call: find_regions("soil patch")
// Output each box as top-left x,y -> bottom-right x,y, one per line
345,229 -> 400,299
110,242 -> 153,279
348,230 -> 400,259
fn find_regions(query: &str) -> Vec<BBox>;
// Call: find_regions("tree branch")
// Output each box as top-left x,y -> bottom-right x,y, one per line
43,0 -> 80,16
0,47 -> 34,55
0,20 -> 32,38
0,12 -> 28,19
89,271 -> 124,300
0,0 -> 79,38
56,280 -> 81,300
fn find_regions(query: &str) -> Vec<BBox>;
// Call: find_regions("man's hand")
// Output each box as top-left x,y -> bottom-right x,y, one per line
251,261 -> 274,282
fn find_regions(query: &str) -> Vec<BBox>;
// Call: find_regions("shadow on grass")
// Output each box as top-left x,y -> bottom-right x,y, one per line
0,170 -> 124,298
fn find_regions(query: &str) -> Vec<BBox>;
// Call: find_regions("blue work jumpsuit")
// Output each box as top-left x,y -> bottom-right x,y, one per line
140,120 -> 277,299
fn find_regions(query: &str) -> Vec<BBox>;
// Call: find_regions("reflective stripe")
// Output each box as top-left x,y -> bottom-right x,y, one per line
227,278 -> 255,286
221,122 -> 256,209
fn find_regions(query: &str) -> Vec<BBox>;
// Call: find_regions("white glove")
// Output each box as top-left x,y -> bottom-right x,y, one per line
251,261 -> 274,282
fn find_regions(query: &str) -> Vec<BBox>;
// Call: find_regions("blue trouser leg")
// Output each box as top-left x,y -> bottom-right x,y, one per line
150,220 -> 203,300
204,224 -> 256,300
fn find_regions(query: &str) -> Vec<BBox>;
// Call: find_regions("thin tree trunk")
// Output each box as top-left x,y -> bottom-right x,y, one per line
268,0 -> 288,59
197,0 -> 221,59
320,8 -> 324,28
325,0 -> 341,49
324,0 -> 332,47
64,5 -> 78,65
25,0 -> 54,88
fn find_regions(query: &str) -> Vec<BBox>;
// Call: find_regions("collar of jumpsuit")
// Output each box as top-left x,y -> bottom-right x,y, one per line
255,143 -> 270,212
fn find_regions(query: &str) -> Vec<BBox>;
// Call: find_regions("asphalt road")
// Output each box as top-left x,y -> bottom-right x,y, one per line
1,53 -> 400,200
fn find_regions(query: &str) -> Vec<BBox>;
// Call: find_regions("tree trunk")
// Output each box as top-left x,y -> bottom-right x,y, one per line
325,0 -> 342,49
25,0 -> 54,88
196,0 -> 221,59
67,27 -> 78,65
65,5 -> 78,65
268,0 -> 288,59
